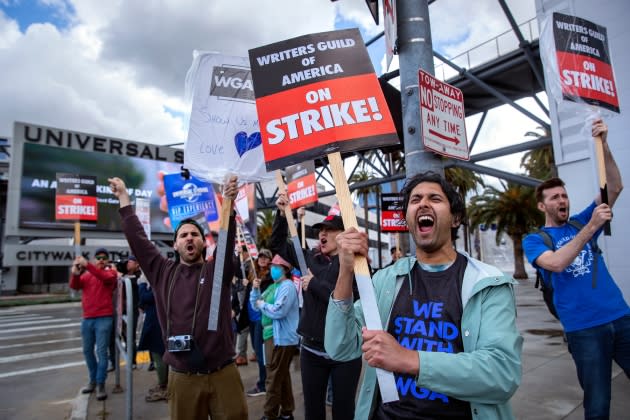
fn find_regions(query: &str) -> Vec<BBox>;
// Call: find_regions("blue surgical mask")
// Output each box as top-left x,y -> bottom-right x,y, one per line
270,265 -> 285,281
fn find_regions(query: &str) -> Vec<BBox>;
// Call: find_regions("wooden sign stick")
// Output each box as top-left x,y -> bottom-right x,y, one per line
301,215 -> 306,249
327,152 -> 398,403
74,221 -> 81,257
275,171 -> 309,276
208,191 -> 233,331
594,135 -> 611,236
237,224 -> 258,279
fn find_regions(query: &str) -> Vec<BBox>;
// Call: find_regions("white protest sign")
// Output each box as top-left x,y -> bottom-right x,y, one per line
419,70 -> 469,160
184,51 -> 273,183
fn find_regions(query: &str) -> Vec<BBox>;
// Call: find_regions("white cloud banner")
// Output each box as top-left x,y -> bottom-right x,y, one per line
184,51 -> 273,184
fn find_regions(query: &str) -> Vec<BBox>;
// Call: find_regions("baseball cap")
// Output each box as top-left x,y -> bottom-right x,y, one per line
258,248 -> 272,259
271,254 -> 292,270
312,215 -> 344,231
94,247 -> 109,257
128,255 -> 137,261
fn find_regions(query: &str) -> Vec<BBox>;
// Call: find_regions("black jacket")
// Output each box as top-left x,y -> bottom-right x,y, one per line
270,210 -> 359,351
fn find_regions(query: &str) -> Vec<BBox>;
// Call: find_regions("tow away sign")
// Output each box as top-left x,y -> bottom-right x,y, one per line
419,70 -> 469,160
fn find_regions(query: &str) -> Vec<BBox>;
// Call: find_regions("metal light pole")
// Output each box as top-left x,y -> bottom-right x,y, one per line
397,0 -> 443,178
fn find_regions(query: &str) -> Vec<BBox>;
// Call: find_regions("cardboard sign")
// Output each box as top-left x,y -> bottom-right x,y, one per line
552,13 -> 619,113
184,52 -> 274,183
380,193 -> 407,232
163,173 -> 218,229
55,173 -> 97,221
249,28 -> 398,171
419,70 -> 469,160
286,161 -> 318,209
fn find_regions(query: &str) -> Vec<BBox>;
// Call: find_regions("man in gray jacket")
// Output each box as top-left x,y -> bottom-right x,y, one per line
325,171 -> 523,419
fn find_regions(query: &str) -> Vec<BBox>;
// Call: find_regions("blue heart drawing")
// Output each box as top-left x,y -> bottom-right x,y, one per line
234,131 -> 262,157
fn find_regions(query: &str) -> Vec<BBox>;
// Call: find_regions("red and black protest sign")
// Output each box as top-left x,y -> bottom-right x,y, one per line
55,173 -> 98,221
553,12 -> 619,113
286,161 -> 318,209
248,28 -> 398,171
381,193 -> 406,232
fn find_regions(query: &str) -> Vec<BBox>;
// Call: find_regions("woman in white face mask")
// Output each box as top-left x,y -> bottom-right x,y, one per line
250,254 -> 300,420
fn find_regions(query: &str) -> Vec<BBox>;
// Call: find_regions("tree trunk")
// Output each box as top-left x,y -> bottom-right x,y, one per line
511,234 -> 528,279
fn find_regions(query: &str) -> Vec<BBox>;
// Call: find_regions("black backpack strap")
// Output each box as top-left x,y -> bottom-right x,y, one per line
567,219 -> 599,288
533,229 -> 554,289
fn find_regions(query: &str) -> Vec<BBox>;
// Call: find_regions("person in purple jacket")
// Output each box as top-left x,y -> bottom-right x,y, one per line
108,175 -> 247,420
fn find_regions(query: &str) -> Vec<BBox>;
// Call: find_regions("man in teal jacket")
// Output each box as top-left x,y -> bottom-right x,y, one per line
325,171 -> 523,420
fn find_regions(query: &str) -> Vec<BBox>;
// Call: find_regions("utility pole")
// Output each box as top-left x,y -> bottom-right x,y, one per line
397,0 -> 442,178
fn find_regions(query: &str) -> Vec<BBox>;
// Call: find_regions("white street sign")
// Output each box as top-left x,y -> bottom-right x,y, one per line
419,70 -> 469,160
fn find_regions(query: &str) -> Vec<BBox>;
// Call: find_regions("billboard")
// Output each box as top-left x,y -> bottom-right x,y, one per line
7,122 -> 183,238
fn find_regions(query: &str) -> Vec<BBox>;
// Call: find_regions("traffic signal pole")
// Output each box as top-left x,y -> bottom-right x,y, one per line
397,0 -> 443,177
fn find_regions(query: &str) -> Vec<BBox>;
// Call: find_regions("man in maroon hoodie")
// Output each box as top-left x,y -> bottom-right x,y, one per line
108,175 -> 247,420
69,247 -> 118,401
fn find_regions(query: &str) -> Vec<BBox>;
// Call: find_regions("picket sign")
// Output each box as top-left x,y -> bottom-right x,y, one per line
208,194 -> 233,331
594,135 -> 611,235
328,152 -> 398,403
237,224 -> 258,279
275,171 -> 309,277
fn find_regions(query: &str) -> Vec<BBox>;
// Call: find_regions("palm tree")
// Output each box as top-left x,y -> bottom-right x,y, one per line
445,166 -> 484,252
467,182 -> 543,278
521,126 -> 556,179
350,169 -> 380,232
256,209 -> 275,250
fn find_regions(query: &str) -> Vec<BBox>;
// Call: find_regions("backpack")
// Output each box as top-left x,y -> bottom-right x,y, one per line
533,219 -> 601,319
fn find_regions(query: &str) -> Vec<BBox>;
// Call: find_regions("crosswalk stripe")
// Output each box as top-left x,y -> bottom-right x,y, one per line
0,322 -> 81,334
0,337 -> 82,350
0,361 -> 85,379
0,347 -> 83,363
0,318 -> 72,328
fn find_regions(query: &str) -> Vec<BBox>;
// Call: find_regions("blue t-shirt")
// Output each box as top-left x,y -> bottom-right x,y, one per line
523,201 -> 629,332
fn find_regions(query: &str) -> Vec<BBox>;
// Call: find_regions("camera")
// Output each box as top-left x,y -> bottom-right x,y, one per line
167,335 -> 192,352
113,259 -> 128,274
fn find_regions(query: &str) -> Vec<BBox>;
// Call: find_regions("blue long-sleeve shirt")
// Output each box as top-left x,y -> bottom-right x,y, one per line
250,279 -> 299,346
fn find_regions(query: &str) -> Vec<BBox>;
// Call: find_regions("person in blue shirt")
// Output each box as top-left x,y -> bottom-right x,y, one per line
523,119 -> 630,420
250,254 -> 299,420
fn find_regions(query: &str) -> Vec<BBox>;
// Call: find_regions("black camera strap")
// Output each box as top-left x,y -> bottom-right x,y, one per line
166,263 -> 206,339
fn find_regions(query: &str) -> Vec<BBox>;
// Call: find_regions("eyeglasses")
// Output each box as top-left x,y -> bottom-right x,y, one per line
95,255 -> 108,261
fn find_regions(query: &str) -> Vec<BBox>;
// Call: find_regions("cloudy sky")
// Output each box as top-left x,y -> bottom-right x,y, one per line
0,0 -> 546,182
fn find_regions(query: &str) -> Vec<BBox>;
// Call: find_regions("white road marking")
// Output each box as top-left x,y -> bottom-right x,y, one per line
0,322 -> 81,334
0,318 -> 71,328
0,347 -> 83,363
0,331 -> 76,341
0,361 -> 85,379
0,337 -> 82,350
0,315 -> 52,322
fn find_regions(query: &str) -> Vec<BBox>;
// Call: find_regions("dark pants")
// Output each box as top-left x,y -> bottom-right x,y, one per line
300,347 -> 362,420
264,344 -> 297,418
566,314 -> 630,420
249,320 -> 266,390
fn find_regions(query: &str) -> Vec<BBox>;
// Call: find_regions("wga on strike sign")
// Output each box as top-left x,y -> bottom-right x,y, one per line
286,161 -> 318,209
55,173 -> 97,221
419,70 -> 469,160
249,28 -> 398,171
553,13 -> 619,113
381,193 -> 407,232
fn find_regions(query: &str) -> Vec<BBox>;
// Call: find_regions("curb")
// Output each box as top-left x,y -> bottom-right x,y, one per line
69,389 -> 89,420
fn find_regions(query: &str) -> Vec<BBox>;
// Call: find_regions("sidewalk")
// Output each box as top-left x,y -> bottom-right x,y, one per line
74,277 -> 629,419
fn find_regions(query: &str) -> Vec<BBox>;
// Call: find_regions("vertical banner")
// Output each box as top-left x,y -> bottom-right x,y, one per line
162,173 -> 218,229
286,161 -> 318,209
380,193 -> 407,232
135,197 -> 152,240
55,173 -> 98,222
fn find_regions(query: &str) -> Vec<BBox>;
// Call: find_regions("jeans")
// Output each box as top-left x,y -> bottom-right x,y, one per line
300,347 -> 362,420
566,314 -> 630,420
81,316 -> 113,385
249,320 -> 266,390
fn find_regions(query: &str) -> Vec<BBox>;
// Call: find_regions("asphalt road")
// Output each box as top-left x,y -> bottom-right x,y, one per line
0,302 -> 85,420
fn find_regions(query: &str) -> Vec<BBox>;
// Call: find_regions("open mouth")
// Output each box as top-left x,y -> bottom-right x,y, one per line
186,244 -> 195,253
320,238 -> 328,246
418,215 -> 435,233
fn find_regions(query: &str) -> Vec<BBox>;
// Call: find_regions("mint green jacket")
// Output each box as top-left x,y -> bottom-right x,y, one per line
324,254 -> 523,420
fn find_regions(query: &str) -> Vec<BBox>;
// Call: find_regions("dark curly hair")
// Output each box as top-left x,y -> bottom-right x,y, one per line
399,171 -> 466,241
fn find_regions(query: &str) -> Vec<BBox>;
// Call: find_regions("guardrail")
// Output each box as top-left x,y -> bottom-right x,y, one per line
434,17 -> 539,81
